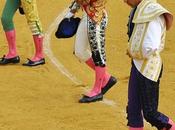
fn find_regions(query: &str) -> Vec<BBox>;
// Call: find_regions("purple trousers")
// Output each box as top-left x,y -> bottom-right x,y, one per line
127,62 -> 171,130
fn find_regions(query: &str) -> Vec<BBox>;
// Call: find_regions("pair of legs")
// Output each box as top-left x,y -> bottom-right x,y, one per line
1,0 -> 44,65
74,12 -> 116,102
127,62 -> 175,130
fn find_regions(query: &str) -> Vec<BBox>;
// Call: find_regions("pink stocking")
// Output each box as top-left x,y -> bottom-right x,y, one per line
31,35 -> 44,61
129,127 -> 143,130
85,58 -> 110,88
5,30 -> 17,58
169,119 -> 175,130
86,66 -> 105,97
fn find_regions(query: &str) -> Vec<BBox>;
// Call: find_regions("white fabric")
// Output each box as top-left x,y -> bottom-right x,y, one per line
64,11 -> 74,18
133,15 -> 166,81
141,15 -> 165,59
74,11 -> 108,62
74,13 -> 91,62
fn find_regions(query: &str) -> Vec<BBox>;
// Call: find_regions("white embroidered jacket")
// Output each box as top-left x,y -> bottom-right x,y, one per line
128,0 -> 173,81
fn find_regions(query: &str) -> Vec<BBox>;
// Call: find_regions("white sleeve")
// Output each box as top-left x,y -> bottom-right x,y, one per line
142,15 -> 165,59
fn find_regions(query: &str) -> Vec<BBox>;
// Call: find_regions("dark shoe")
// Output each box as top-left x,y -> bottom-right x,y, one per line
23,58 -> 45,66
79,93 -> 103,103
101,76 -> 117,95
0,55 -> 20,65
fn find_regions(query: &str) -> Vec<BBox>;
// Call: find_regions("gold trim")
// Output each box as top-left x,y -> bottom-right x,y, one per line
133,0 -> 151,22
139,23 -> 149,59
133,0 -> 171,23
154,57 -> 162,81
140,59 -> 148,73
128,20 -> 137,54
129,22 -> 137,43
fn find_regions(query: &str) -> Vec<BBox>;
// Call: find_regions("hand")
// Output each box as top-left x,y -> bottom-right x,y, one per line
64,11 -> 74,18
126,49 -> 132,58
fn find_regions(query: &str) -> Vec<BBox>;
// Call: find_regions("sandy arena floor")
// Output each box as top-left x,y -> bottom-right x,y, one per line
0,0 -> 175,130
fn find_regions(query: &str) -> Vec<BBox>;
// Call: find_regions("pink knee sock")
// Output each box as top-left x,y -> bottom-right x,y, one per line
31,35 -> 44,61
86,66 -> 105,97
169,119 -> 175,130
101,67 -> 111,89
5,30 -> 17,58
129,127 -> 143,130
85,58 -> 110,88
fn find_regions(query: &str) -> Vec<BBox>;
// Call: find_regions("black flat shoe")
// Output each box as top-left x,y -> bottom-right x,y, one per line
23,58 -> 45,66
79,93 -> 103,103
101,76 -> 117,95
0,55 -> 20,65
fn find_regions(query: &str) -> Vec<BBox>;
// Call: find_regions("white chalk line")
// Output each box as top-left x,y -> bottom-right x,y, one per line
43,8 -> 117,107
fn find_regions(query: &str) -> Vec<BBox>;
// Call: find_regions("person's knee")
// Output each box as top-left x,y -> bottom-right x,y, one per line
74,51 -> 85,61
28,21 -> 43,35
1,15 -> 12,29
74,50 -> 90,61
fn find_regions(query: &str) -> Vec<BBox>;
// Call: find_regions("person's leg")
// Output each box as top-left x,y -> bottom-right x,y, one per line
84,14 -> 107,97
168,119 -> 175,130
85,12 -> 117,97
74,14 -> 92,62
21,0 -> 44,64
85,57 -> 116,95
32,35 -> 44,61
79,14 -> 107,103
127,63 -> 144,130
75,13 -> 116,99
139,67 -> 173,130
75,14 -> 103,103
1,0 -> 20,59
129,127 -> 143,130
80,12 -> 117,103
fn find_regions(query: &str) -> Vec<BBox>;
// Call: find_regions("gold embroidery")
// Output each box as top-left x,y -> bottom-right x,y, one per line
133,0 -> 171,23
139,23 -> 149,59
128,23 -> 149,60
130,0 -> 170,82
76,0 -> 106,23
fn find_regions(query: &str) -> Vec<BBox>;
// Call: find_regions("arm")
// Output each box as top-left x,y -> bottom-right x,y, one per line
69,1 -> 80,14
65,1 -> 80,18
142,15 -> 165,59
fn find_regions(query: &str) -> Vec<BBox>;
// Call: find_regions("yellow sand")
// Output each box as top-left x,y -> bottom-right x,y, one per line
0,0 -> 174,130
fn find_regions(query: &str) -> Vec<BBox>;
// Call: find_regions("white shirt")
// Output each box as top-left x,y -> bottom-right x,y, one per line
141,15 -> 166,59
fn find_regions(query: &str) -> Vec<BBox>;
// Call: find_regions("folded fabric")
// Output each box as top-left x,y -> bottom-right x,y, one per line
55,17 -> 81,39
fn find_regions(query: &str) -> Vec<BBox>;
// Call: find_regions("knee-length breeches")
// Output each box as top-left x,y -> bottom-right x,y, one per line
74,12 -> 108,67
127,62 -> 171,130
1,0 -> 42,35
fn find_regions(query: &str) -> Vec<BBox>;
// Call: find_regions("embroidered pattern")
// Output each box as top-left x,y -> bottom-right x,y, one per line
129,23 -> 148,59
87,14 -> 107,66
75,0 -> 106,23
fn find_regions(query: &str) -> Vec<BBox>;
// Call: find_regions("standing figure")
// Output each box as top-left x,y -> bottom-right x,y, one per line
124,0 -> 174,130
0,0 -> 45,66
65,0 -> 117,103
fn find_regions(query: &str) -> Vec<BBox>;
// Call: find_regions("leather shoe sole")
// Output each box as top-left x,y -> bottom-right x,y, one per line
23,58 -> 45,66
79,93 -> 103,103
0,56 -> 20,65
